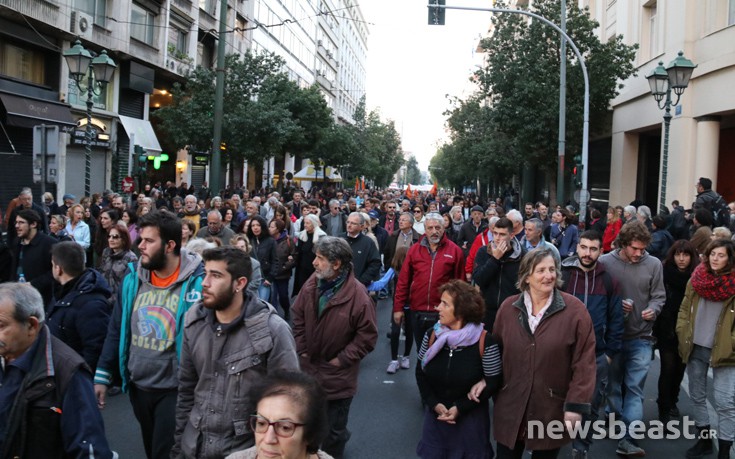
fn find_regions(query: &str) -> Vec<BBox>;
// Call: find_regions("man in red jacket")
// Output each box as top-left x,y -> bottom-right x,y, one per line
393,212 -> 465,349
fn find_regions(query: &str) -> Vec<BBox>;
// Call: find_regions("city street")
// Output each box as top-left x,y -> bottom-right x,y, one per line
102,295 -> 734,458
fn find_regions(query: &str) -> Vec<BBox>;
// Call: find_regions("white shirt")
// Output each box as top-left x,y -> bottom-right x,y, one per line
523,291 -> 553,334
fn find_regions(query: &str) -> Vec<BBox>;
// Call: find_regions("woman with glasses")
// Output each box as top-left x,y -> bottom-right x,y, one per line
412,205 -> 426,235
226,371 -> 332,459
98,221 -> 137,303
93,209 -> 119,266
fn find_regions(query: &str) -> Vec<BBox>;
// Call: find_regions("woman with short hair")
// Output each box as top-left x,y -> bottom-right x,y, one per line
226,371 -> 332,459
493,247 -> 596,458
416,279 -> 502,458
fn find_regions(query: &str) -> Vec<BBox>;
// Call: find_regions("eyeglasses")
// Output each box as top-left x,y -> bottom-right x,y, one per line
249,415 -> 304,438
413,210 -> 422,213
108,234 -> 121,240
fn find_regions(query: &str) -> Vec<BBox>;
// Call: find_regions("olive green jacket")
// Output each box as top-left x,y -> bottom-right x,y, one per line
676,281 -> 735,368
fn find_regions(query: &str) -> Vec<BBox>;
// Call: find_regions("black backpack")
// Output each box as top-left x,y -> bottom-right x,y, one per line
711,194 -> 730,228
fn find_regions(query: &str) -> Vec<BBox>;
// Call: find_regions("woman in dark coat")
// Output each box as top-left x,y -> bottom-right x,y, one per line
247,215 -> 276,302
493,247 -> 596,457
269,218 -> 295,320
416,279 -> 502,459
654,239 -> 698,423
292,214 -> 326,296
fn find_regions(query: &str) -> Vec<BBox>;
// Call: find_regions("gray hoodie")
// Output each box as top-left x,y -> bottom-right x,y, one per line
599,249 -> 665,340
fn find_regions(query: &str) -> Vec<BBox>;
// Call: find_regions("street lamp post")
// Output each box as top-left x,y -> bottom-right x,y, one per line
63,40 -> 117,197
645,51 -> 696,214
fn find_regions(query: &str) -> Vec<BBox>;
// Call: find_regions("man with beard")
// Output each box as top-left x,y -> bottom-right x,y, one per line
10,209 -> 57,305
180,194 -> 208,232
561,230 -> 624,458
292,236 -> 377,459
172,247 -> 298,458
393,213 -> 465,348
94,210 -> 204,459
6,188 -> 49,249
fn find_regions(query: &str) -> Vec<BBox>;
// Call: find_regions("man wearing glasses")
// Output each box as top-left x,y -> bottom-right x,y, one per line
196,210 -> 236,245
320,199 -> 347,237
379,201 -> 398,234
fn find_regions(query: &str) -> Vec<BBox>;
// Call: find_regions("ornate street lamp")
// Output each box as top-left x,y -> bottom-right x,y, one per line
646,51 -> 696,214
64,40 -> 117,197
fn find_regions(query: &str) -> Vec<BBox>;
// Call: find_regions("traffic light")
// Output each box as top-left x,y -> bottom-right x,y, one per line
572,154 -> 583,188
428,0 -> 446,25
135,145 -> 148,176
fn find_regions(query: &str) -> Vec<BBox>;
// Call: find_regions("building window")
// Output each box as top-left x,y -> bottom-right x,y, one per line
0,42 -> 45,85
199,0 -> 216,15
74,0 -> 107,27
730,0 -> 735,25
640,1 -> 660,61
131,3 -> 156,46
168,26 -> 188,55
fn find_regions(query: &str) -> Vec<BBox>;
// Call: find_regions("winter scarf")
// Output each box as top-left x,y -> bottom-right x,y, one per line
690,263 -> 735,301
422,321 -> 484,369
317,269 -> 348,317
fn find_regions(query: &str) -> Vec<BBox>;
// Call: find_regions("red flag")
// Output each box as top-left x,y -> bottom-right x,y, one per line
430,181 -> 437,196
354,177 -> 359,192
361,178 -> 365,191
406,184 -> 412,199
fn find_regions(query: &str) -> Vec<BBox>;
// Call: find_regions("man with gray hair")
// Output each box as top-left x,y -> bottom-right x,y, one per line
260,196 -> 279,223
393,213 -> 465,347
196,210 -> 236,244
343,212 -> 381,287
506,209 -> 525,242
0,283 -> 115,458
292,236 -> 378,458
623,205 -> 637,224
522,218 -> 560,262
321,199 -> 347,236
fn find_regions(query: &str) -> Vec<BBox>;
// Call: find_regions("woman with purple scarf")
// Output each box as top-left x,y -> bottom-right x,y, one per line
415,280 -> 502,459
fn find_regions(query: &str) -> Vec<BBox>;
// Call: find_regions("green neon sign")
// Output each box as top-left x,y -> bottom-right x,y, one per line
147,153 -> 169,170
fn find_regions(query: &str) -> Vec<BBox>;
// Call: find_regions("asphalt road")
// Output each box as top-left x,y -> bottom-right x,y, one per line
101,295 -> 734,458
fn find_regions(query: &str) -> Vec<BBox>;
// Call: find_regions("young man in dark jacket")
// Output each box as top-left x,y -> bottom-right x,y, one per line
48,241 -> 112,370
473,217 -> 525,331
562,230 -> 624,458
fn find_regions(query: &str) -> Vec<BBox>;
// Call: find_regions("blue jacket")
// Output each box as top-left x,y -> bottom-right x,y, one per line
561,256 -> 624,359
94,250 -> 204,391
47,268 -> 112,370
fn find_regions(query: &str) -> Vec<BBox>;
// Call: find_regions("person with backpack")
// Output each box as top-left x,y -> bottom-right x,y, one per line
415,280 -> 502,459
694,177 -> 730,228
561,230 -> 624,458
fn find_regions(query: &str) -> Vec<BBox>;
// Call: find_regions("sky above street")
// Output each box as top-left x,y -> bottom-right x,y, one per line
360,1 -> 492,170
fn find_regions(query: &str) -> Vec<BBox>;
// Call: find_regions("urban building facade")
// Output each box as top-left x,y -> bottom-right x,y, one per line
0,0 -> 367,207
584,0 -> 735,209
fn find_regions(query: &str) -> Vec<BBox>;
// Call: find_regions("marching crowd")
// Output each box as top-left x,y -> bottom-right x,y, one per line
0,176 -> 734,459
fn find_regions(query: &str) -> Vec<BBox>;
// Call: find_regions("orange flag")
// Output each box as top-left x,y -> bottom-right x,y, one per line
406,184 -> 412,199
430,181 -> 437,196
354,177 -> 359,192
361,178 -> 365,191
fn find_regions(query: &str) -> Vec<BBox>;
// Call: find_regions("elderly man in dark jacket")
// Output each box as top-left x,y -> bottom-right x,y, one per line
0,283 -> 115,458
342,212 -> 381,287
48,241 -> 112,370
292,236 -> 378,459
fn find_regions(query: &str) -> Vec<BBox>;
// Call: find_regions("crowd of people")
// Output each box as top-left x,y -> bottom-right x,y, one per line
0,175 -> 734,459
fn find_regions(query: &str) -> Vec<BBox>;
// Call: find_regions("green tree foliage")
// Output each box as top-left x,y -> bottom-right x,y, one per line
406,155 -> 422,185
435,0 -> 638,182
349,97 -> 404,187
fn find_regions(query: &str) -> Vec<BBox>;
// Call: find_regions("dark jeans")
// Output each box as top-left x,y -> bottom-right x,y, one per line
390,307 -> 413,360
496,441 -> 560,459
272,279 -> 291,320
411,310 -> 439,351
129,384 -> 178,459
322,397 -> 353,459
657,343 -> 686,414
572,354 -> 609,452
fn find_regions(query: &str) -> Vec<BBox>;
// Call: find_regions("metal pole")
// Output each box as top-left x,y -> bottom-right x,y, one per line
556,0 -> 566,208
660,90 -> 672,214
210,0 -> 228,197
85,70 -> 94,197
40,124 -> 47,197
431,4 -> 590,222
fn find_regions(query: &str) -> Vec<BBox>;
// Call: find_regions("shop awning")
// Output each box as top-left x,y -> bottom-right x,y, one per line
118,115 -> 162,153
293,164 -> 342,182
0,92 -> 76,128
